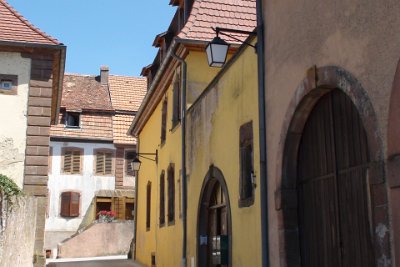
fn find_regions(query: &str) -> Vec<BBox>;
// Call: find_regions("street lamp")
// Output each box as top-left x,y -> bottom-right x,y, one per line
205,27 -> 257,68
130,151 -> 158,172
206,36 -> 230,67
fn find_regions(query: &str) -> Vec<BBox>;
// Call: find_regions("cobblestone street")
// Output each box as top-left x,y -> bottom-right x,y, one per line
47,259 -> 144,267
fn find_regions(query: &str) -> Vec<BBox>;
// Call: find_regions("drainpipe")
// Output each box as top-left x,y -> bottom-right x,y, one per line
133,138 -> 140,261
255,0 -> 269,267
171,52 -> 187,267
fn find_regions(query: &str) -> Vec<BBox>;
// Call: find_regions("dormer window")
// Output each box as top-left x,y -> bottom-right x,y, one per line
65,112 -> 80,128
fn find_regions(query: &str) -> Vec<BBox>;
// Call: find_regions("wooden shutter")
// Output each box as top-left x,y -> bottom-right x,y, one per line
167,165 -> 175,223
96,152 -> 105,174
146,182 -> 151,229
159,171 -> 165,225
63,151 -> 72,173
60,192 -> 71,217
104,152 -> 113,175
161,98 -> 167,143
125,151 -> 135,176
70,192 -> 80,217
71,151 -> 81,174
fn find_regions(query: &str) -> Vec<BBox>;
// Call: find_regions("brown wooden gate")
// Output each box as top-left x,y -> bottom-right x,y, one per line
297,90 -> 375,267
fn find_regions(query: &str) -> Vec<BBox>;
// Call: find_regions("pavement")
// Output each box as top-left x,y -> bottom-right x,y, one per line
46,256 -> 145,267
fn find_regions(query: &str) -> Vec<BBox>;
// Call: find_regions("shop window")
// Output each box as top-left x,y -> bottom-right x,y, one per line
125,150 -> 136,176
239,121 -> 255,207
62,148 -> 82,174
95,149 -> 114,175
60,192 -> 80,217
159,171 -> 165,226
146,181 -> 152,230
167,164 -> 175,224
65,112 -> 80,128
161,97 -> 167,144
172,68 -> 181,127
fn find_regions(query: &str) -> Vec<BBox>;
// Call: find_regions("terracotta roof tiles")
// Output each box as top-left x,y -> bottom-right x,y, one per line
178,0 -> 256,43
0,0 -> 61,45
50,113 -> 113,141
109,75 -> 147,112
61,74 -> 113,111
113,115 -> 136,145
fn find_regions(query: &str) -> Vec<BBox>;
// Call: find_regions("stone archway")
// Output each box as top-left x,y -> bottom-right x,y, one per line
197,165 -> 232,267
275,66 -> 390,266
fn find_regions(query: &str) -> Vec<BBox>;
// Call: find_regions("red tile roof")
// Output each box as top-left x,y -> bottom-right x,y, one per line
113,115 -> 137,144
61,74 -> 113,111
50,113 -> 113,141
109,75 -> 147,112
178,0 -> 256,43
0,0 -> 61,45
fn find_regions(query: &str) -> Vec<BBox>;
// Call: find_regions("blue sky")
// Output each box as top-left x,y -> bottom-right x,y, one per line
7,1 -> 176,76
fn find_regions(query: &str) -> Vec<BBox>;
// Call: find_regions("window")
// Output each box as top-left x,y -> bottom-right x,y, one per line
0,74 -> 17,95
146,182 -> 152,230
95,150 -> 114,175
159,171 -> 165,226
161,97 -> 167,144
125,150 -> 136,176
172,68 -> 181,127
60,192 -> 80,217
239,121 -> 255,207
65,112 -> 80,128
62,148 -> 82,174
167,164 -> 175,223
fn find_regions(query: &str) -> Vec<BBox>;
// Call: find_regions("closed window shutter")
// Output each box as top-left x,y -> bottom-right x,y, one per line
63,151 -> 72,173
70,192 -> 80,217
72,151 -> 81,174
104,153 -> 113,175
60,192 -> 71,217
96,152 -> 113,175
96,152 -> 105,174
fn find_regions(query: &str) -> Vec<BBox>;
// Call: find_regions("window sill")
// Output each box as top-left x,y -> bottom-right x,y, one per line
167,220 -> 175,226
238,197 -> 255,208
170,121 -> 181,133
64,126 -> 81,130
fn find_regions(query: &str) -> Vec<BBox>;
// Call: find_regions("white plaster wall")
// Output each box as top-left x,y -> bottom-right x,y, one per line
46,141 -> 115,232
0,52 -> 31,188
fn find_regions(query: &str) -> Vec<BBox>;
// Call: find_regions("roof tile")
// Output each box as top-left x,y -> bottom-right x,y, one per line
108,75 -> 147,112
0,0 -> 61,45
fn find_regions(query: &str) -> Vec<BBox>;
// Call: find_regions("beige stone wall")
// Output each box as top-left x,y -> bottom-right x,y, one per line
0,195 -> 37,267
0,52 -> 31,188
58,221 -> 134,258
263,1 -> 400,266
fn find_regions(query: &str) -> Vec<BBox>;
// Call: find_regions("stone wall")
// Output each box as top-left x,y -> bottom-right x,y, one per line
58,221 -> 134,258
0,195 -> 37,267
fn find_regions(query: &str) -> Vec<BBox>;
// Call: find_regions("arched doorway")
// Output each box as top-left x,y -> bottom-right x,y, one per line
197,165 -> 232,267
297,89 -> 374,266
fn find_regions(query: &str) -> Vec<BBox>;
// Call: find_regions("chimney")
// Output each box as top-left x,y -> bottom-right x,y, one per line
100,66 -> 109,85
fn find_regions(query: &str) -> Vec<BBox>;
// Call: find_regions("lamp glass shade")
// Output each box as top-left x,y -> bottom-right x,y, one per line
131,157 -> 141,171
206,36 -> 230,67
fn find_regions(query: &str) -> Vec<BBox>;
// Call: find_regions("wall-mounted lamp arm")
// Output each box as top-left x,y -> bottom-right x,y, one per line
213,27 -> 257,50
136,151 -> 158,163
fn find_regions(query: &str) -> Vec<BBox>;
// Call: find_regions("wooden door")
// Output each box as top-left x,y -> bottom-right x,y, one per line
297,90 -> 375,267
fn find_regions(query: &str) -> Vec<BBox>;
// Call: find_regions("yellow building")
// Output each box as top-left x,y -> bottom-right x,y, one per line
129,1 -> 257,266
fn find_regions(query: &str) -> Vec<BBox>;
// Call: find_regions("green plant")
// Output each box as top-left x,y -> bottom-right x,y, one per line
0,174 -> 22,200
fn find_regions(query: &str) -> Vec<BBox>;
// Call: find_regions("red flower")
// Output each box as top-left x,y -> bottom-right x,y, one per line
99,210 -> 107,215
109,211 -> 116,217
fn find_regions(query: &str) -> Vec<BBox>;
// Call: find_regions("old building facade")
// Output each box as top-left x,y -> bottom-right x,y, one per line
45,67 -> 146,258
0,1 -> 65,265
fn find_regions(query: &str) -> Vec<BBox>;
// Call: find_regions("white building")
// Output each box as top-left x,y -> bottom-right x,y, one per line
44,67 -> 146,257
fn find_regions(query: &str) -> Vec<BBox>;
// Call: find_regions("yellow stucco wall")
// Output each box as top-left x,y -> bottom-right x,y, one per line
135,49 -> 220,267
186,40 -> 261,266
